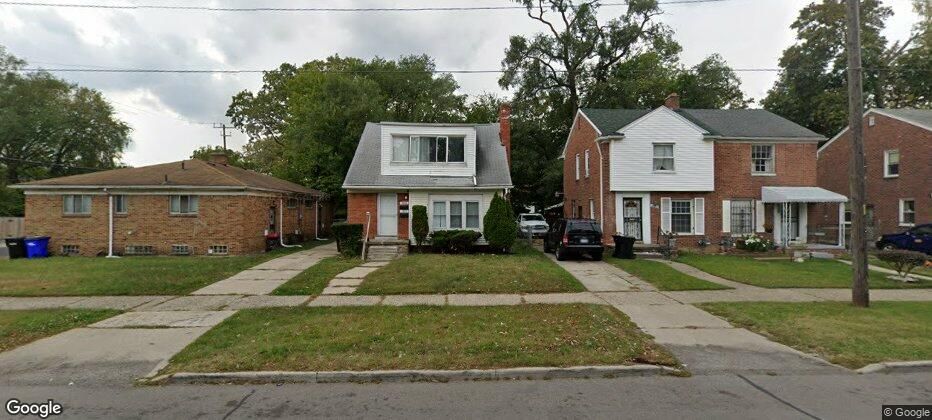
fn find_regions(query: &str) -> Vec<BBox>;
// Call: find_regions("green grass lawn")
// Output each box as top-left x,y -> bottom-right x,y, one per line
676,254 -> 932,289
0,241 -> 331,296
699,301 -> 932,369
354,243 -> 584,295
163,304 -> 677,373
839,255 -> 932,278
0,309 -> 120,352
272,256 -> 363,295
606,257 -> 731,291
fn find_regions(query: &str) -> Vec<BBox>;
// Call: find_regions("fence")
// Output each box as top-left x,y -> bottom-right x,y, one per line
1,217 -> 24,239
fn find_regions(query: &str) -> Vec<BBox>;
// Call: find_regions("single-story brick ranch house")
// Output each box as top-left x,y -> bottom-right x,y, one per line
11,154 -> 324,256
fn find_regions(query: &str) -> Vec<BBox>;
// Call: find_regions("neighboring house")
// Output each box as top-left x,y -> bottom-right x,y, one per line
11,154 -> 323,256
816,109 -> 931,240
343,105 -> 513,244
562,93 -> 847,248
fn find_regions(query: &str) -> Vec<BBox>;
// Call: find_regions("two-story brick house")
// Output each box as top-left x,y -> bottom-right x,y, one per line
12,154 -> 323,256
816,109 -> 931,240
343,105 -> 514,246
561,94 -> 847,248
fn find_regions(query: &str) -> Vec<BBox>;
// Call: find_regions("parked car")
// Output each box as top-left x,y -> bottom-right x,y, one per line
544,218 -> 604,261
517,213 -> 549,237
876,224 -> 932,255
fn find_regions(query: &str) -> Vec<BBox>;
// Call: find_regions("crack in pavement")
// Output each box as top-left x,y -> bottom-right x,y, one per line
737,374 -> 821,420
223,389 -> 256,420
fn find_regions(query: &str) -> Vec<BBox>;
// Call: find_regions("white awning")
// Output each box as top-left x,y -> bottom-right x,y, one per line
761,187 -> 848,203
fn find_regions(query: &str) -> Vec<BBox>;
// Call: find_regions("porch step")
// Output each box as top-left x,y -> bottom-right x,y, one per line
635,252 -> 665,260
364,242 -> 408,262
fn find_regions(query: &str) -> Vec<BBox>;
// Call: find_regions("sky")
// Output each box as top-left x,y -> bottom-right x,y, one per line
0,0 -> 921,167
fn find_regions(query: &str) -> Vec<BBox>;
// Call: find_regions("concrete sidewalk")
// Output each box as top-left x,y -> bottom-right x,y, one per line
191,242 -> 338,295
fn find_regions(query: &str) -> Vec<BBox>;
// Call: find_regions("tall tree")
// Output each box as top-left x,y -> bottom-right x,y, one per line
886,0 -> 931,106
190,145 -> 251,169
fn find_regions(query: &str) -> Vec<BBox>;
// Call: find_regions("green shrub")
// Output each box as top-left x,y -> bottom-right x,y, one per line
411,205 -> 429,251
429,230 -> 482,254
483,193 -> 517,252
331,222 -> 363,257
735,234 -> 773,252
876,249 -> 927,278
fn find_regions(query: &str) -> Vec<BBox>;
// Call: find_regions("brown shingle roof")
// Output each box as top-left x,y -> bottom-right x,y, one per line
13,159 -> 320,196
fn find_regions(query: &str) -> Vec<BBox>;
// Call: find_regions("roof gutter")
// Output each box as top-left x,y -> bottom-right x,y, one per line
342,184 -> 513,191
704,135 -> 826,142
9,184 -> 320,196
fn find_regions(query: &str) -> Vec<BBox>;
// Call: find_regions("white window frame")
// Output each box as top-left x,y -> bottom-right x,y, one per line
113,195 -> 128,214
884,149 -> 900,178
843,202 -> 852,225
429,198 -> 481,231
589,199 -> 595,220
392,135 -> 465,164
729,199 -> 755,235
63,195 -> 92,215
169,195 -> 199,215
751,144 -> 775,175
899,198 -> 915,226
584,150 -> 590,178
670,199 -> 693,234
575,153 -> 581,180
652,143 -> 675,173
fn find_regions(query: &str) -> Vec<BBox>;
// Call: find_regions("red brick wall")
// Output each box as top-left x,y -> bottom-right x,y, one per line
817,112 -> 931,236
347,192 -> 378,239
23,193 -> 310,256
563,115 -> 614,242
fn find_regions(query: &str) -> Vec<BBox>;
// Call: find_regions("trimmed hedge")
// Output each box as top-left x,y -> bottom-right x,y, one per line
430,230 -> 482,254
332,222 -> 363,257
411,205 -> 429,251
483,193 -> 517,252
877,249 -> 928,278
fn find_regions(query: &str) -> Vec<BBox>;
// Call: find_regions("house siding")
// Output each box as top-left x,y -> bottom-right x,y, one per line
379,125 -> 478,177
563,114 -> 614,243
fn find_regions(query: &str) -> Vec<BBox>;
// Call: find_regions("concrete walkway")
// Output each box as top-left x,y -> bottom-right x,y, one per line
548,254 -> 656,291
320,261 -> 387,295
654,259 -> 753,289
836,258 -> 932,281
191,242 -> 338,295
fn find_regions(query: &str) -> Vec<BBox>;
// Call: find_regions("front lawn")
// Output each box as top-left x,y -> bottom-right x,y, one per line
0,241 -> 331,296
677,254 -> 931,289
607,257 -> 731,291
699,301 -> 932,369
0,309 -> 121,352
272,256 -> 363,295
354,243 -> 584,295
163,304 -> 676,373
842,255 -> 932,278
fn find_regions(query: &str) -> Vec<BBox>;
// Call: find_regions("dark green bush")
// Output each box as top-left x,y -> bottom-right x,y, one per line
483,193 -> 517,252
876,249 -> 928,278
411,205 -> 429,251
429,230 -> 482,254
331,222 -> 363,257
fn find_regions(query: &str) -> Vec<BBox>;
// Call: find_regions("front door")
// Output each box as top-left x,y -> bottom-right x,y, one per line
787,203 -> 800,240
623,198 -> 643,241
378,193 -> 398,237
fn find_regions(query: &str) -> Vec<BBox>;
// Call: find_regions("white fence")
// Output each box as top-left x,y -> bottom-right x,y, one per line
1,217 -> 24,239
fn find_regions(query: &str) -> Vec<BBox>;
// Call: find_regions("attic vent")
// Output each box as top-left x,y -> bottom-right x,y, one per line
125,245 -> 155,256
207,245 -> 229,255
171,244 -> 191,255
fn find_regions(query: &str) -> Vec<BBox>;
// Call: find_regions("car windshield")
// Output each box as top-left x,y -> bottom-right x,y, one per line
522,215 -> 545,221
568,220 -> 601,233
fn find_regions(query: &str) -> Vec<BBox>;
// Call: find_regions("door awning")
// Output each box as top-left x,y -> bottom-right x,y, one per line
761,187 -> 848,203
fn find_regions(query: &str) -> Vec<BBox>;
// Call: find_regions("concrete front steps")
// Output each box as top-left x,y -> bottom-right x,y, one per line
365,237 -> 409,262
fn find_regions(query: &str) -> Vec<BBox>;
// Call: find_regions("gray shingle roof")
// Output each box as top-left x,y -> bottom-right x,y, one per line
579,107 -> 824,139
342,122 -> 513,189
874,109 -> 932,130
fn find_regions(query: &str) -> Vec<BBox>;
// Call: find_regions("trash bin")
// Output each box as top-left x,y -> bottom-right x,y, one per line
265,232 -> 280,252
24,236 -> 50,259
612,235 -> 636,259
4,237 -> 26,259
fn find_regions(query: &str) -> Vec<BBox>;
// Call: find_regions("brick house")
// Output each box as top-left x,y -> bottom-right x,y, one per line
561,93 -> 848,248
815,109 -> 931,241
342,106 -> 513,248
11,154 -> 323,256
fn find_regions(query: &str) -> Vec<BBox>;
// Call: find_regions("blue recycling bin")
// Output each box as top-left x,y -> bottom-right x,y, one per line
24,236 -> 51,259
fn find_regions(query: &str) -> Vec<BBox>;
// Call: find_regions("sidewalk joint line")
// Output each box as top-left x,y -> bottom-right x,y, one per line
736,374 -> 822,420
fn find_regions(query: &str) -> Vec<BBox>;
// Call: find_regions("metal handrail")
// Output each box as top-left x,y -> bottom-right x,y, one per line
362,211 -> 372,261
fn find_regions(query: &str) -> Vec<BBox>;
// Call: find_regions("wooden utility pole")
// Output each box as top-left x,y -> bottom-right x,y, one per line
213,123 -> 231,151
845,0 -> 870,307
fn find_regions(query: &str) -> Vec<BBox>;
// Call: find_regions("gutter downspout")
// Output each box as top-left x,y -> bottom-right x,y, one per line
279,197 -> 301,248
106,189 -> 118,258
595,139 -> 606,235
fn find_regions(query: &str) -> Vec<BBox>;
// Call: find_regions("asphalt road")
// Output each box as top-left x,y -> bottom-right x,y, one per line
2,372 -> 930,419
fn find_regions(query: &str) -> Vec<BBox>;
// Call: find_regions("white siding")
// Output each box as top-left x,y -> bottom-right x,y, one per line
380,125 -> 477,177
608,107 -> 714,191
406,189 -> 500,243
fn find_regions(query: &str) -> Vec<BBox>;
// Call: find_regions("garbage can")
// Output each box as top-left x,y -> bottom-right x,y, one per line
4,237 -> 27,259
612,235 -> 636,259
265,232 -> 280,252
24,236 -> 51,259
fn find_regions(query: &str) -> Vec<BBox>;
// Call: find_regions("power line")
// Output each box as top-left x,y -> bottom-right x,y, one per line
14,67 -> 930,74
0,0 -> 732,12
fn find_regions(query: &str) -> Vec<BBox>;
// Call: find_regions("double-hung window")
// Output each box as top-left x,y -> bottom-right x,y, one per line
584,150 -> 590,178
884,149 -> 900,177
113,195 -> 128,214
431,200 -> 481,230
730,200 -> 754,234
170,195 -> 199,215
751,145 -> 774,174
575,154 -> 581,180
671,200 -> 692,234
392,135 -> 466,163
63,195 -> 92,215
900,199 -> 915,225
653,144 -> 674,172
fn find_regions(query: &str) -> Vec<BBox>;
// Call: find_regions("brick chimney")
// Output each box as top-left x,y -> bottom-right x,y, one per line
499,103 -> 512,166
209,152 -> 229,165
664,92 -> 680,110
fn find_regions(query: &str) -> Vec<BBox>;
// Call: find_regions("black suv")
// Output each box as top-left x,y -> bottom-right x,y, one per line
544,218 -> 604,261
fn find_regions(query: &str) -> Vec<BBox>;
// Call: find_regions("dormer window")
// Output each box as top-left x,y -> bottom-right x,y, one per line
392,135 -> 465,163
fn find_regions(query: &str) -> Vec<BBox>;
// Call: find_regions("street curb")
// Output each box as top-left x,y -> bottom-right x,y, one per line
148,364 -> 680,385
857,361 -> 932,374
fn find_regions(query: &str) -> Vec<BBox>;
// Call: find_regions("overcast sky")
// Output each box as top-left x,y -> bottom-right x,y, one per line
0,0 -> 920,166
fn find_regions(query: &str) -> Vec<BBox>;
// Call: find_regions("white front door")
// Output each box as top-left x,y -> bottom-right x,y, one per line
378,193 -> 398,237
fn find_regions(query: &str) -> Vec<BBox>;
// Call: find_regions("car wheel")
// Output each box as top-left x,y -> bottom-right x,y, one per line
556,246 -> 568,261
591,252 -> 603,261
881,243 -> 896,251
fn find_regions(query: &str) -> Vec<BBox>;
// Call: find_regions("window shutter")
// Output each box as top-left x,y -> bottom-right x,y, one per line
660,197 -> 672,232
721,200 -> 731,233
755,200 -> 766,232
694,198 -> 705,235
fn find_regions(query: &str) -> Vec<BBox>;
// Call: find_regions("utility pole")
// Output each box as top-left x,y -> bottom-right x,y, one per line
845,0 -> 870,307
213,123 -> 231,151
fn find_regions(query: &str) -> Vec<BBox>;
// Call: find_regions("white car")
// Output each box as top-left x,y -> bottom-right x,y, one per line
518,213 -> 549,237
